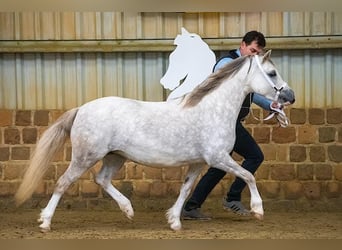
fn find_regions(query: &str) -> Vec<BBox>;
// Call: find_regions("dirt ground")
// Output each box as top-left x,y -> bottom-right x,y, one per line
0,207 -> 341,239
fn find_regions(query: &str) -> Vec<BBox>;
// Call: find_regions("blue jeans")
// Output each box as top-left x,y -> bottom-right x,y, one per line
184,121 -> 264,210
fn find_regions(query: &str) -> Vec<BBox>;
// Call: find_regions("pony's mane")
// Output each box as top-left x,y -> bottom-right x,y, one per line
183,56 -> 250,107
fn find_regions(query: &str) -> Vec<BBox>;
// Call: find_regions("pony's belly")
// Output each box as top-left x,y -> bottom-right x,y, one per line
115,150 -> 203,167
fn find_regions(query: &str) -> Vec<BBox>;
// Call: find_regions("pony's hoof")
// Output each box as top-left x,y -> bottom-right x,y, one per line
170,222 -> 182,231
252,212 -> 264,220
39,225 -> 51,233
125,212 -> 134,220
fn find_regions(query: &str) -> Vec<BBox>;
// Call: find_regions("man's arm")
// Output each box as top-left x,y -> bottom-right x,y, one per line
213,57 -> 234,72
252,93 -> 273,110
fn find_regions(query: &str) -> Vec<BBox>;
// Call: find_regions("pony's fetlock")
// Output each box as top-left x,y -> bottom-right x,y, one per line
166,208 -> 182,231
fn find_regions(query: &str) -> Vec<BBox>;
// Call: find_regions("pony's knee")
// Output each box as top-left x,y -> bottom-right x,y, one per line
95,174 -> 107,187
242,171 -> 256,185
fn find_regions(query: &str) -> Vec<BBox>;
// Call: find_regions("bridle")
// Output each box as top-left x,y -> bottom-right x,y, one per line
249,55 -> 289,127
254,55 -> 286,102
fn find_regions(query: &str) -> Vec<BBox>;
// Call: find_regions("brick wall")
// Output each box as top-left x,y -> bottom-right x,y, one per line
0,108 -> 341,210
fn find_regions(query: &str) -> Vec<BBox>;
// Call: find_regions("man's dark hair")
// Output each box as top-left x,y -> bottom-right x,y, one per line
242,31 -> 266,47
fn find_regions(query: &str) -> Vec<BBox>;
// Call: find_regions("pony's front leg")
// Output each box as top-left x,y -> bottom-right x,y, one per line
166,164 -> 204,231
213,157 -> 264,220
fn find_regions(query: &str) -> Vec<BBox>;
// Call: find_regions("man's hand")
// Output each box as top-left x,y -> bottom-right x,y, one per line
269,101 -> 289,127
270,101 -> 283,112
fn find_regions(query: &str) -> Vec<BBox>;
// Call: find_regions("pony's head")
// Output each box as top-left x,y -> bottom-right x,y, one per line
160,27 -> 215,91
249,50 -> 295,105
183,50 -> 295,108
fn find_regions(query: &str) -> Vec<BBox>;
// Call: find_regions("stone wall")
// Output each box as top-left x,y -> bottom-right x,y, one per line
0,108 -> 341,210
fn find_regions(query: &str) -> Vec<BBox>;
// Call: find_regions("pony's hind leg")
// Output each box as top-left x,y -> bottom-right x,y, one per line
95,154 -> 134,219
39,159 -> 96,232
166,163 -> 204,231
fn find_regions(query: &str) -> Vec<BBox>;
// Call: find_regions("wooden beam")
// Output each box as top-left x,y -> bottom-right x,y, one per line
0,36 -> 341,53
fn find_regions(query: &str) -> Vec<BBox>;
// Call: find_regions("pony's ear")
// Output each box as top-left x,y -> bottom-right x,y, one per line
181,27 -> 190,35
262,50 -> 272,63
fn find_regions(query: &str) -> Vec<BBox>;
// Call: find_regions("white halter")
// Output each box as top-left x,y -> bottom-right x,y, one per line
254,55 -> 286,102
252,55 -> 289,127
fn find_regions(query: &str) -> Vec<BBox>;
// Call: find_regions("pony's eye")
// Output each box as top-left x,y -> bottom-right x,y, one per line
268,70 -> 277,77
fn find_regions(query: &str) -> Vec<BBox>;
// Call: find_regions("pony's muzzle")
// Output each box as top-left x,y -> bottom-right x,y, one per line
278,88 -> 295,105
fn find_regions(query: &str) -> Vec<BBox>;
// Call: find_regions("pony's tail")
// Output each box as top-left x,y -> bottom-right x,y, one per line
15,108 -> 79,206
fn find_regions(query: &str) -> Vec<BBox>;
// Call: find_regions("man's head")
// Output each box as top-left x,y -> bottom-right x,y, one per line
239,31 -> 266,56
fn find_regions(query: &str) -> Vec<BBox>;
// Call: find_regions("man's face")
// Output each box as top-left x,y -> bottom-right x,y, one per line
240,40 -> 263,56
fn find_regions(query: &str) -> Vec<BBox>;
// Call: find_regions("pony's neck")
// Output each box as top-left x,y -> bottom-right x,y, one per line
198,66 -> 251,123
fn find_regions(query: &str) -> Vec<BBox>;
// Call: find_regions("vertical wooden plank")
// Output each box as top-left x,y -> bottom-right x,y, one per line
102,12 -> 116,39
202,12 -> 220,37
223,12 -> 243,37
54,12 -> 61,40
142,12 -> 164,38
20,12 -> 35,39
80,12 -> 97,39
260,12 -> 268,35
136,12 -> 143,39
266,12 -> 283,36
282,12 -> 290,36
114,12 -> 123,39
34,12 -> 40,39
60,12 -> 76,39
332,12 -> 342,34
162,12 -> 181,38
325,12 -> 332,35
95,12 -> 102,39
289,12 -> 305,36
245,12 -> 261,32
197,13 -> 204,35
304,12 -> 311,35
311,12 -> 326,35
14,12 -> 20,39
0,12 -> 15,39
238,13 -> 246,35
122,12 -> 138,39
183,13 -> 199,33
40,12 -> 55,40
